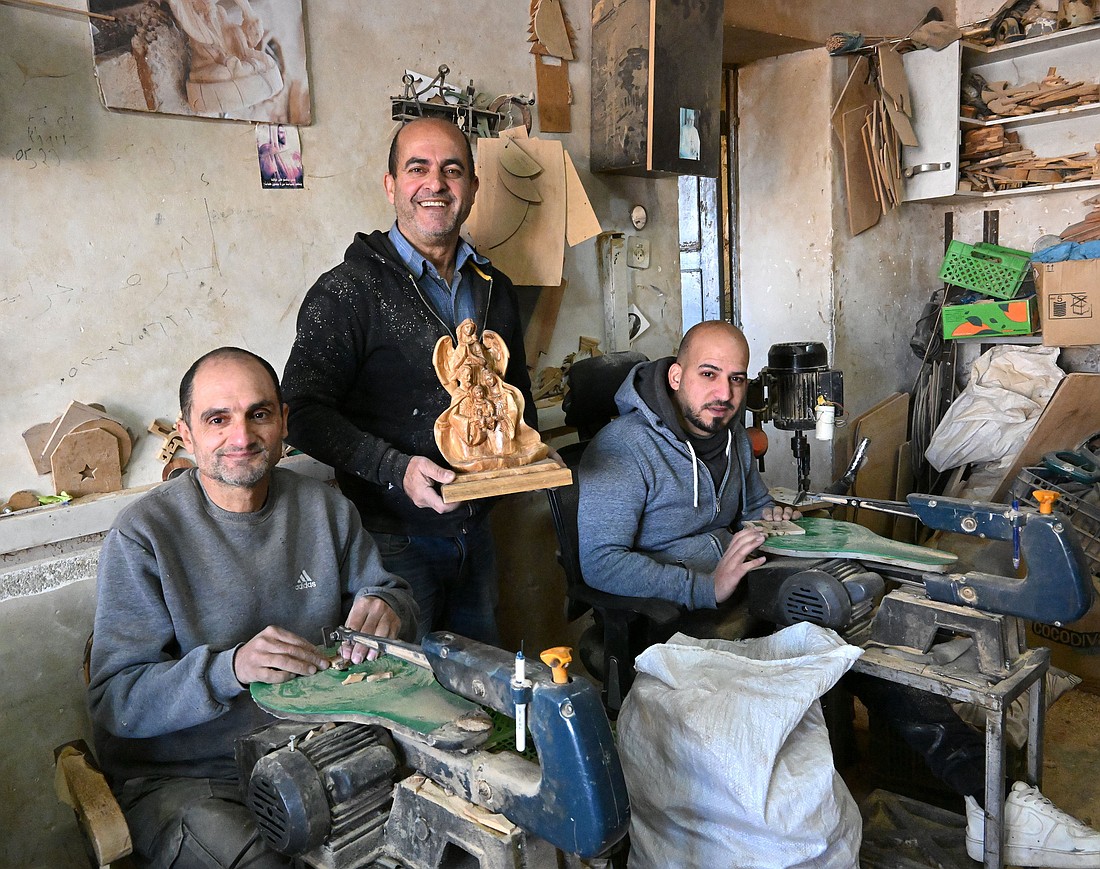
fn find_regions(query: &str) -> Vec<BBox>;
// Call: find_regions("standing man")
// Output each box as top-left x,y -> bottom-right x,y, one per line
282,117 -> 536,644
579,321 -> 1100,868
89,347 -> 417,868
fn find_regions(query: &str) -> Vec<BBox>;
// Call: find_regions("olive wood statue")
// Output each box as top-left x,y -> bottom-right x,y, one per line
433,319 -> 548,472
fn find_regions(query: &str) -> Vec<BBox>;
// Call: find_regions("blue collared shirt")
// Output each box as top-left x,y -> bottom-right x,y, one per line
388,224 -> 489,332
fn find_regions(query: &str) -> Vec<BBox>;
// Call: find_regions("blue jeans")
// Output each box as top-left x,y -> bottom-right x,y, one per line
371,523 -> 500,645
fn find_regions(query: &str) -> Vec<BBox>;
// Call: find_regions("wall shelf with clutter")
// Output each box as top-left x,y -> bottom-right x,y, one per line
903,21 -> 1100,201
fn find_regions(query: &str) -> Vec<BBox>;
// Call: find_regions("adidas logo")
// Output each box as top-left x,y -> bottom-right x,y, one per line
294,569 -> 317,591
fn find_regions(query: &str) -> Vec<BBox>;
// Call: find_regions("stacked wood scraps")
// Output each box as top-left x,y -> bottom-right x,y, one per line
1060,193 -> 1100,242
960,68 -> 1100,192
832,46 -> 919,236
528,0 -> 576,132
972,68 -> 1100,120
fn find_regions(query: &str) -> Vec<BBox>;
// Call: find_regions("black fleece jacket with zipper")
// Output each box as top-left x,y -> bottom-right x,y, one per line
282,229 -> 536,537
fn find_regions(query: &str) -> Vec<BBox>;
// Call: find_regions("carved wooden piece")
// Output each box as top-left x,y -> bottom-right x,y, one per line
433,319 -> 548,472
51,428 -> 123,497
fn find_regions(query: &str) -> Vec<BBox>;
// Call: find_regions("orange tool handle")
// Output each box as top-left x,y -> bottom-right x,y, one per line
540,646 -> 572,683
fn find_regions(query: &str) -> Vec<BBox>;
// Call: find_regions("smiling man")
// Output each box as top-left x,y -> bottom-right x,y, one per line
89,347 -> 417,868
282,117 -> 536,644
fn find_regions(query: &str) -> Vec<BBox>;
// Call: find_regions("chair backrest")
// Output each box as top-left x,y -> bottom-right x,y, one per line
547,441 -> 590,622
563,351 -> 647,440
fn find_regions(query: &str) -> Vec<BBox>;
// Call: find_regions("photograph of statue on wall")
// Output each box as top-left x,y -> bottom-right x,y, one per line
256,123 -> 303,188
88,0 -> 311,124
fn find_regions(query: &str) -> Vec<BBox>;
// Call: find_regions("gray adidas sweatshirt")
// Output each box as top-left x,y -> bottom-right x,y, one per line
578,358 -> 773,609
88,467 -> 417,787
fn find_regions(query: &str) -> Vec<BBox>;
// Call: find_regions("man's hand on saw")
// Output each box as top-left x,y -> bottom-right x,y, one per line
713,527 -> 767,604
233,625 -> 330,685
403,455 -> 459,514
761,504 -> 802,521
342,596 -> 402,664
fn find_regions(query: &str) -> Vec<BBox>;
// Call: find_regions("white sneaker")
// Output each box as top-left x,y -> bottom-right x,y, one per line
965,782 -> 1100,867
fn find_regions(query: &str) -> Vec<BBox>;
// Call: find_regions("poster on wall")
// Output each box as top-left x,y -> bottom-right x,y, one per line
256,124 -> 303,188
88,0 -> 311,124
678,108 -> 700,160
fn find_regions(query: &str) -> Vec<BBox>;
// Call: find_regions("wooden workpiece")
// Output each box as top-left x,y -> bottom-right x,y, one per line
441,458 -> 572,503
51,428 -> 123,497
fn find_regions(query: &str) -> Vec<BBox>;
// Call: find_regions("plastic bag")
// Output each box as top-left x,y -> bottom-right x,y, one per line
617,624 -> 864,869
925,344 -> 1064,473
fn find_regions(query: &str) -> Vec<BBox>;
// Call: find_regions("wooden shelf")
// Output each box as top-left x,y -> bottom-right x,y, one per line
952,176 -> 1100,199
962,21 -> 1100,63
960,100 -> 1100,130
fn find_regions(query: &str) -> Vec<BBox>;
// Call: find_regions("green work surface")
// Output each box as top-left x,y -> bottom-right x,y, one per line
760,518 -> 958,572
251,653 -> 492,750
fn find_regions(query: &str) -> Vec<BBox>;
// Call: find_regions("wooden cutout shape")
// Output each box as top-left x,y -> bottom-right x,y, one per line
499,167 -> 542,203
471,136 -> 567,286
500,138 -> 543,177
466,155 -> 529,250
40,401 -> 113,466
69,418 -> 133,470
564,150 -> 601,246
532,0 -> 574,60
876,45 -> 910,116
51,428 -> 123,497
22,420 -> 56,474
831,55 -> 875,140
842,106 -> 880,236
525,281 -> 567,370
432,319 -> 548,473
535,54 -> 571,133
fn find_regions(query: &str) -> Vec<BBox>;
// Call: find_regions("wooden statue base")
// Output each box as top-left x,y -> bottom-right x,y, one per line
441,458 -> 573,504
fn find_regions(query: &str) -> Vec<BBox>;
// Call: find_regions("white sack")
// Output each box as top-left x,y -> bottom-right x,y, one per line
617,623 -> 864,869
925,345 -> 1064,472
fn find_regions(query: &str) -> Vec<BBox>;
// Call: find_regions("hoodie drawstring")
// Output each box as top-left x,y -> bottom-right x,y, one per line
688,429 -> 733,512
686,441 -> 699,508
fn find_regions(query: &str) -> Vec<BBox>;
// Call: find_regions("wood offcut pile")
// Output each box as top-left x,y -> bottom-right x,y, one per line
959,69 -> 1100,192
1059,193 -> 1100,242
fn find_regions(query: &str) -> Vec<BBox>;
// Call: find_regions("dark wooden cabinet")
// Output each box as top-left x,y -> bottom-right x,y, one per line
590,0 -> 724,178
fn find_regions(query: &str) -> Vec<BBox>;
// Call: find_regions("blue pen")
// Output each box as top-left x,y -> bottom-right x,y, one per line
1012,498 -> 1021,570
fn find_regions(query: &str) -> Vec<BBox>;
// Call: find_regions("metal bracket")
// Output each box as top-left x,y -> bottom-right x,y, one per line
904,161 -> 951,179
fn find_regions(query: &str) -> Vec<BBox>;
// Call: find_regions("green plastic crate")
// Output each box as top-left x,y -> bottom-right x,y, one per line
937,241 -> 1031,300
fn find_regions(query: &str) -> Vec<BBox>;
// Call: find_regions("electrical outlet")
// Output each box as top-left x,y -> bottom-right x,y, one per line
627,236 -> 650,269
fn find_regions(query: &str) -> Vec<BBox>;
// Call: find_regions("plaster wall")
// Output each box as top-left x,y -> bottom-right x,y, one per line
0,0 -> 684,502
737,49 -> 837,491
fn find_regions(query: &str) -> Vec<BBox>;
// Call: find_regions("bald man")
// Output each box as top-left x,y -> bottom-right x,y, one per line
579,320 -> 797,613
282,118 -> 536,645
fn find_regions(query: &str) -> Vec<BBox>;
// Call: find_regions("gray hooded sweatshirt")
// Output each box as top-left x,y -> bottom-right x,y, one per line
578,358 -> 773,609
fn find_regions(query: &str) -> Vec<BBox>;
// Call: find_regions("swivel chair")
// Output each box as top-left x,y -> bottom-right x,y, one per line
547,352 -> 682,714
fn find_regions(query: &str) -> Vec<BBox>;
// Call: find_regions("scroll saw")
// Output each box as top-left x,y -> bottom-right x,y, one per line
241,630 -> 628,869
748,491 -> 1094,678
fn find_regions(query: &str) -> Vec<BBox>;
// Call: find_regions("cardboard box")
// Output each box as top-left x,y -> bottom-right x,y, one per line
1034,259 -> 1100,347
942,296 -> 1037,340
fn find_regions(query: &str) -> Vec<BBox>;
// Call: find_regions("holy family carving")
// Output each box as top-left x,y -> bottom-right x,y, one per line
433,319 -> 548,473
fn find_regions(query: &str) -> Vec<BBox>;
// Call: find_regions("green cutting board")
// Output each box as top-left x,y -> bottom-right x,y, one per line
251,653 -> 492,750
759,517 -> 958,573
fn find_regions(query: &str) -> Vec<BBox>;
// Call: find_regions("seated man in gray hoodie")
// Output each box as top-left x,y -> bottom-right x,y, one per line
579,319 -> 796,625
89,347 -> 418,869
579,320 -> 1100,869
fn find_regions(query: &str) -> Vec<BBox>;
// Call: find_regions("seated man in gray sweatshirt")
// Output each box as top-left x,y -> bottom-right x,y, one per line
88,347 -> 418,869
579,320 -> 1100,868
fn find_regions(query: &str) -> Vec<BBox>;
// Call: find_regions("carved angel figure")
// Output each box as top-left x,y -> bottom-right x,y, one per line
433,319 -> 548,472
